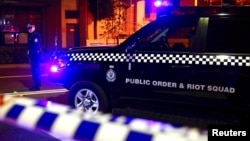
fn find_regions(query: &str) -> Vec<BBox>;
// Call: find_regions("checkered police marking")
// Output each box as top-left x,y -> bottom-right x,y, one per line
68,52 -> 250,67
0,96 -> 207,141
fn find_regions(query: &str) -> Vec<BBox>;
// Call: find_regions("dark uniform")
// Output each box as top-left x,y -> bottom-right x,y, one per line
27,24 -> 42,91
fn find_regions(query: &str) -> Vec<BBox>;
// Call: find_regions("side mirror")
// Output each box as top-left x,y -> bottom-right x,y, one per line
125,38 -> 140,53
126,45 -> 134,53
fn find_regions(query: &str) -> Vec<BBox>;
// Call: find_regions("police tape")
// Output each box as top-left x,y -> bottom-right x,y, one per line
0,95 -> 208,141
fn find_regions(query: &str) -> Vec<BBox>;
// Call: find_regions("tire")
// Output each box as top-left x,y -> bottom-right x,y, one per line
68,81 -> 109,114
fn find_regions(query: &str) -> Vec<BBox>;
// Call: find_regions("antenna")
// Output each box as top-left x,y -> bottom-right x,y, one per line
55,28 -> 58,52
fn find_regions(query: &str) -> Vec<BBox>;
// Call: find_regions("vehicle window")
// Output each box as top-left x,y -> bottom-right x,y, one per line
205,17 -> 250,53
123,17 -> 169,52
133,22 -> 169,51
166,18 -> 198,52
133,16 -> 199,52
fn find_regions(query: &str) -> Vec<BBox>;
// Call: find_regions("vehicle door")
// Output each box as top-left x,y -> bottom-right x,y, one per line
118,16 -> 201,109
190,16 -> 250,110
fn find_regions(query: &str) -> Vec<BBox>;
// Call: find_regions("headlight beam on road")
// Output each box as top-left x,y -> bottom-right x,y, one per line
3,89 -> 68,96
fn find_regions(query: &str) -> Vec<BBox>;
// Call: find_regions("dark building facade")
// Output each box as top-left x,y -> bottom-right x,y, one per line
0,0 -> 62,51
1,0 -> 248,50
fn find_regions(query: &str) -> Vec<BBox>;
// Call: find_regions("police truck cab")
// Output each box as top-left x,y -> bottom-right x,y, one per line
48,6 -> 250,126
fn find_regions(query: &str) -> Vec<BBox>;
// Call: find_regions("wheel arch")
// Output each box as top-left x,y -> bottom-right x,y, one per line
68,80 -> 112,113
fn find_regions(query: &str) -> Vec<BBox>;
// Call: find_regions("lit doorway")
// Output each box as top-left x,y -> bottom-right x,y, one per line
66,24 -> 80,48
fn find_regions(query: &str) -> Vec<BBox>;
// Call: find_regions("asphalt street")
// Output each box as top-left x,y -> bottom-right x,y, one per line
0,63 -> 70,141
0,121 -> 61,141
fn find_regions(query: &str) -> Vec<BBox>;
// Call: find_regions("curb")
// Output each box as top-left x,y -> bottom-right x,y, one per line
0,63 -> 48,69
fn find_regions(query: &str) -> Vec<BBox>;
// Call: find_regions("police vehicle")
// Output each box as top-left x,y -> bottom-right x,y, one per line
48,6 -> 250,126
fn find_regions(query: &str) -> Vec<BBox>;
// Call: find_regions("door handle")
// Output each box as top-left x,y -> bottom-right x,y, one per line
171,65 -> 190,68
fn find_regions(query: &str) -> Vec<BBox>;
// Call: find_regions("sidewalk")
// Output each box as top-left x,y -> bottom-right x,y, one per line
0,63 -> 48,69
0,63 -> 29,69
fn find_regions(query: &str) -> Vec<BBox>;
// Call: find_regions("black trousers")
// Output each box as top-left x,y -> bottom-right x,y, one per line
30,55 -> 41,88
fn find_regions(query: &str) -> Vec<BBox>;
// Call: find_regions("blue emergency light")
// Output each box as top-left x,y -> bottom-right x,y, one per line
50,65 -> 59,72
154,0 -> 172,7
154,0 -> 162,7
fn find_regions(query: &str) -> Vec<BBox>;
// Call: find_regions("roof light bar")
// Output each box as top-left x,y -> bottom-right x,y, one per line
154,0 -> 173,7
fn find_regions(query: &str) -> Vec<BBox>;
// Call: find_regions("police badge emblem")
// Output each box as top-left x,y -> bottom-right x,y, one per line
106,69 -> 116,82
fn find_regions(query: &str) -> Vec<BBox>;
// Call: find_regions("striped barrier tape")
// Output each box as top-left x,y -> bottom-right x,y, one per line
0,95 -> 208,141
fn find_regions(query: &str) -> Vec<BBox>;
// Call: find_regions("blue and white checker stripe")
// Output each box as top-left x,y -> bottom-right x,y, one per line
68,52 -> 250,67
0,96 -> 207,141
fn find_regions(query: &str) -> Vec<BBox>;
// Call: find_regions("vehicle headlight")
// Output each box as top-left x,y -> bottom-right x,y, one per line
50,65 -> 59,72
49,53 -> 68,73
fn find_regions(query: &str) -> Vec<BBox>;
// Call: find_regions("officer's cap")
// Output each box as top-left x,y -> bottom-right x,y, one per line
27,24 -> 35,29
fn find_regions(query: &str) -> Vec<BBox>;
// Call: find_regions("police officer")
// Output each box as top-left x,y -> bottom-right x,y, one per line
27,24 -> 42,91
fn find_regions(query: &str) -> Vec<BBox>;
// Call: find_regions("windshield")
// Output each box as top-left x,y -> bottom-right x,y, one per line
119,16 -> 170,50
120,15 -> 199,52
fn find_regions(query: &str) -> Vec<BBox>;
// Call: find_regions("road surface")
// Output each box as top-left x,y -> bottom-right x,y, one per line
0,64 -> 71,140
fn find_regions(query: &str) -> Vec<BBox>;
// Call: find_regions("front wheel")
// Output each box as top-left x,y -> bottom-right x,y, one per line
68,81 -> 109,114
